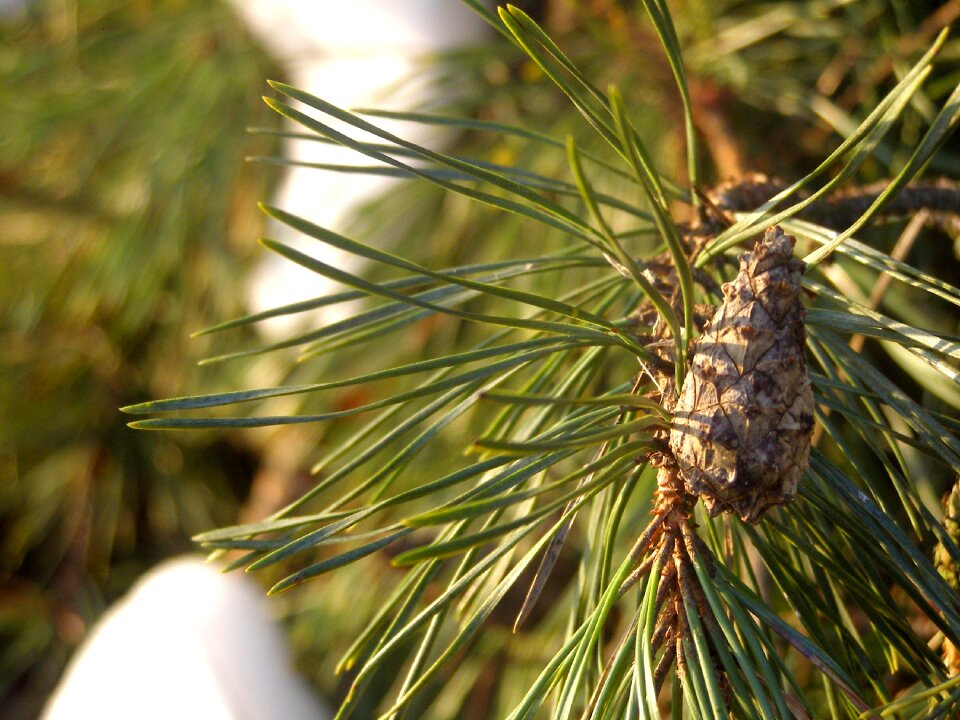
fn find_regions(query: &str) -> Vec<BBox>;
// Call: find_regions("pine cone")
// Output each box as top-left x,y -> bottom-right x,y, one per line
669,226 -> 814,522
935,481 -> 960,675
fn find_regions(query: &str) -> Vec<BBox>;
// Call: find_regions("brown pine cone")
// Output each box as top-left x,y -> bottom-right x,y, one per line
669,226 -> 814,522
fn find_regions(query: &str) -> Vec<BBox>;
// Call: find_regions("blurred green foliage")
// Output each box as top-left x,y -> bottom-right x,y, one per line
0,1 -> 282,716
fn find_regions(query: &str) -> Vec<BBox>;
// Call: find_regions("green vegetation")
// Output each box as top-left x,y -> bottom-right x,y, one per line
9,0 -> 960,718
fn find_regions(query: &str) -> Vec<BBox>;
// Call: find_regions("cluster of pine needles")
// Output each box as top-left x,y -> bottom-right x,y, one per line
123,2 -> 960,719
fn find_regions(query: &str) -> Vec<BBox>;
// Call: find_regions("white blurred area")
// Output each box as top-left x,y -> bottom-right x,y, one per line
0,0 -> 27,18
41,557 -> 330,720
235,0 -> 489,337
42,3 -> 487,718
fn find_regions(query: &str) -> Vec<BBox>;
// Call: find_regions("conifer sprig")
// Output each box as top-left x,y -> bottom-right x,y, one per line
127,3 -> 960,717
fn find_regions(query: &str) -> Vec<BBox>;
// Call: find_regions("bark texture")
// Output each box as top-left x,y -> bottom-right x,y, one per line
669,226 -> 814,522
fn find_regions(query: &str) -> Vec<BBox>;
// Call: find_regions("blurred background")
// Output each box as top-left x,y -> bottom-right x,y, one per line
0,0 -> 490,715
3,0 -> 959,718
1,3 -> 282,716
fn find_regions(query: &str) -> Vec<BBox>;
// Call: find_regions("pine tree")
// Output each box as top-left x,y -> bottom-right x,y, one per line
125,2 -> 960,717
